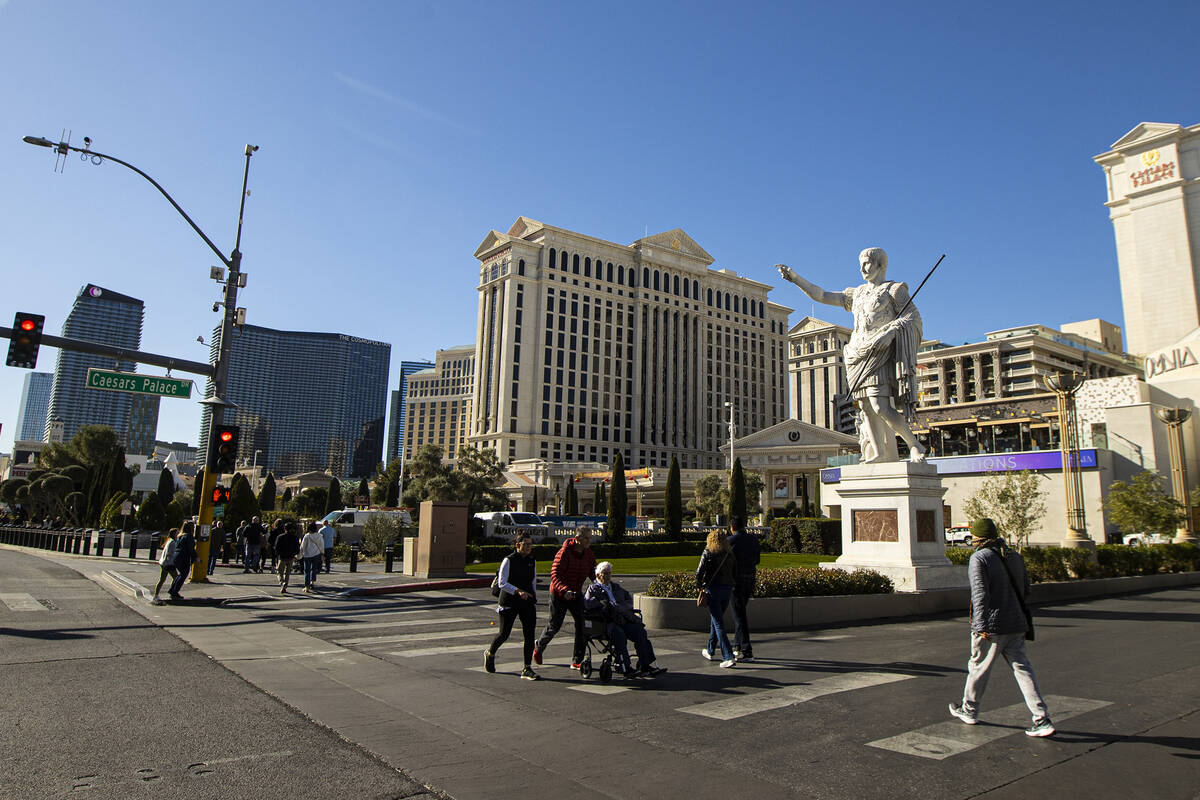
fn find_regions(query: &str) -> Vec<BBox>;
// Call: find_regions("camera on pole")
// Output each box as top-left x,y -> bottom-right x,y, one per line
6,312 -> 45,368
209,424 -> 240,474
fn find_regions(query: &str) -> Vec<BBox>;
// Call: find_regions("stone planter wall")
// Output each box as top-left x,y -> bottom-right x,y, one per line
634,570 -> 1200,632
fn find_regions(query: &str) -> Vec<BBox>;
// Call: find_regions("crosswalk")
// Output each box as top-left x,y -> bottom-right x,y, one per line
0,592 -> 47,611
229,592 -> 1113,758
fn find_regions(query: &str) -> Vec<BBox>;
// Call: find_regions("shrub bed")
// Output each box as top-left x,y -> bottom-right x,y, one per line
767,517 -> 841,555
644,566 -> 893,598
947,542 -> 1199,582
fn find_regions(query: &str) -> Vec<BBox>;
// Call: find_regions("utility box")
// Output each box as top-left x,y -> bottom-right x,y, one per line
414,500 -> 468,578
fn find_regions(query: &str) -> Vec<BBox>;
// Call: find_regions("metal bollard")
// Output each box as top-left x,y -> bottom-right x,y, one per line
148,533 -> 160,561
384,542 -> 394,573
95,530 -> 107,558
128,530 -> 139,560
82,530 -> 93,556
349,544 -> 359,573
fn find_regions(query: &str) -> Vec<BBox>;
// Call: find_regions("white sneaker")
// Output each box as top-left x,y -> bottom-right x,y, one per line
720,658 -> 736,668
701,649 -> 715,661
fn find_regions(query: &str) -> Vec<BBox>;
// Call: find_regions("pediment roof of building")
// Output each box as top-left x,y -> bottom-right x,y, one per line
283,471 -> 334,481
473,230 -> 511,260
788,316 -> 847,335
727,418 -> 858,450
634,229 -> 714,265
506,216 -> 545,239
1110,122 -> 1184,150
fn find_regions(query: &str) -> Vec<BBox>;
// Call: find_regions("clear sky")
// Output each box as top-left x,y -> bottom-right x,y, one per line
1,0 -> 1196,457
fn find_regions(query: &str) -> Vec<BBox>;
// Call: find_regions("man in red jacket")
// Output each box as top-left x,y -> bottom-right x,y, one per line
532,529 -> 596,668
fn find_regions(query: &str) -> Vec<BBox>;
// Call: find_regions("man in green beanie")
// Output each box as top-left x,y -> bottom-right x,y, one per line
948,517 -> 1055,737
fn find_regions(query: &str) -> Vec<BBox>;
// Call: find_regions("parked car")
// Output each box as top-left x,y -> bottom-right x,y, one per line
1122,532 -> 1172,546
945,526 -> 972,546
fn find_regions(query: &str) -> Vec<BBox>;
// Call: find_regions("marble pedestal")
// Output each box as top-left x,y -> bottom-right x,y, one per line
820,462 -> 966,592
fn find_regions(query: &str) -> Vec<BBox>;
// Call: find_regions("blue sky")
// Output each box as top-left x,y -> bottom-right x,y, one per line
1,0 -> 1197,456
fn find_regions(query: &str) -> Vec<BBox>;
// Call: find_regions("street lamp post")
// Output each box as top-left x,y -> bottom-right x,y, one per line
1043,370 -> 1095,552
1154,406 -> 1196,544
725,400 -> 735,472
23,134 -> 258,581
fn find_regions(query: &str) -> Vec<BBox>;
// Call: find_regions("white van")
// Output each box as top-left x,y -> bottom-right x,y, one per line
473,511 -> 550,541
321,508 -> 413,545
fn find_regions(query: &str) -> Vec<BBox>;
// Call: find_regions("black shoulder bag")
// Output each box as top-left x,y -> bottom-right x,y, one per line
996,549 -> 1035,641
697,551 -> 730,608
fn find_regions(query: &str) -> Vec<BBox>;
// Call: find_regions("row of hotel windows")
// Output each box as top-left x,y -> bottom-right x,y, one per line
545,248 -> 768,318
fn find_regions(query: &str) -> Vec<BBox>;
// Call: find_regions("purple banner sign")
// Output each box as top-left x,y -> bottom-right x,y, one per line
822,449 -> 1097,483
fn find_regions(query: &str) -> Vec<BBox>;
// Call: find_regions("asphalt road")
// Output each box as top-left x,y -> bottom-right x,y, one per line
5,546 -> 1199,800
0,547 -> 444,800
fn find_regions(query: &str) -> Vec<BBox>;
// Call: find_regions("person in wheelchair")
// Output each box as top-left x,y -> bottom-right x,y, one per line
583,562 -> 666,678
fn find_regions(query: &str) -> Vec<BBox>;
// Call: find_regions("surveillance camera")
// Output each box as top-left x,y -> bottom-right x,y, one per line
212,302 -> 220,312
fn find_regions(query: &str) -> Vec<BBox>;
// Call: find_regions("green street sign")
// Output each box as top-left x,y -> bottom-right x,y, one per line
85,368 -> 193,399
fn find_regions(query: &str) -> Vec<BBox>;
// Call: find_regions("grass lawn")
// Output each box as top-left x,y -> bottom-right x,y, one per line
468,552 -> 829,577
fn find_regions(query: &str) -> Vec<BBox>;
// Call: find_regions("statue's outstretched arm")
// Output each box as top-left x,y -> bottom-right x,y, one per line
776,264 -> 842,307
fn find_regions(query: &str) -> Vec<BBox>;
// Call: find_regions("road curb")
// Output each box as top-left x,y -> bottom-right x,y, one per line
102,569 -> 153,602
338,577 -> 491,596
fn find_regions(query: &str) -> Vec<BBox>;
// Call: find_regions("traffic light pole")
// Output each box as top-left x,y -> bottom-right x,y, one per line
22,135 -> 257,583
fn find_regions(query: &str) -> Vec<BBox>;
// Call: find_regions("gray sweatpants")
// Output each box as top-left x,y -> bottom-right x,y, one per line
961,631 -> 1049,721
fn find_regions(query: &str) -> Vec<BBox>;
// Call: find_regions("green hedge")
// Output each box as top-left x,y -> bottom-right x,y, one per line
948,542 -> 1199,582
469,539 -> 710,564
644,566 -> 893,598
767,517 -> 841,555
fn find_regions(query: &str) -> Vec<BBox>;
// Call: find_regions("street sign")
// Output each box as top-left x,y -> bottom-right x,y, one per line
85,368 -> 193,398
120,501 -> 132,516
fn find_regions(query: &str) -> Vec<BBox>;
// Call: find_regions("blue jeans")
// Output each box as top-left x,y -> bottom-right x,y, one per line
303,555 -> 322,588
244,544 -> 261,570
608,619 -> 656,672
705,583 -> 735,661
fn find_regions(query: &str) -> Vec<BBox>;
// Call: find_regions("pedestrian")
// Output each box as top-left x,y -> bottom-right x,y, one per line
949,518 -> 1055,737
242,516 -> 265,573
153,529 -> 179,602
483,532 -> 540,680
267,519 -> 284,571
299,522 -> 324,593
274,521 -> 301,594
727,516 -> 761,662
168,522 -> 198,600
319,518 -> 337,573
584,561 -> 666,677
532,528 -> 596,669
696,529 -> 738,668
234,519 -> 248,566
207,520 -> 226,576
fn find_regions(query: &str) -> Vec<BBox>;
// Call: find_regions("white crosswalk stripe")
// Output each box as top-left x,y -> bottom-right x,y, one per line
335,628 -> 496,646
867,695 -> 1112,759
296,616 -> 471,633
677,671 -> 915,720
392,643 -> 495,658
0,593 -> 47,611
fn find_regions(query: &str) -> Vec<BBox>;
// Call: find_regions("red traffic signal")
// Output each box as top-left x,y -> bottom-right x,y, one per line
212,486 -> 230,505
208,424 -> 240,473
6,312 -> 45,369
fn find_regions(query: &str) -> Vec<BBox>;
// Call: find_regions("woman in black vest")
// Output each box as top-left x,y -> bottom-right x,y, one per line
484,533 -> 540,680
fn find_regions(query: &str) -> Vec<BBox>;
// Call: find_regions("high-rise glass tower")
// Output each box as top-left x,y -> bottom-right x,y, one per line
200,324 -> 391,478
45,284 -> 160,452
14,372 -> 53,441
385,359 -> 435,464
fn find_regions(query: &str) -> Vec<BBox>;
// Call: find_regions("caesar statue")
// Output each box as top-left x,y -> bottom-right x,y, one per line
777,248 -> 927,464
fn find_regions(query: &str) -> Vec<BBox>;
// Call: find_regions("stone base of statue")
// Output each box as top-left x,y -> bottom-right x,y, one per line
820,461 -> 966,593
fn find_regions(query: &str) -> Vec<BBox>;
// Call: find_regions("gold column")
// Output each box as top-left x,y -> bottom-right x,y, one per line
1155,407 -> 1196,544
1044,371 -> 1094,552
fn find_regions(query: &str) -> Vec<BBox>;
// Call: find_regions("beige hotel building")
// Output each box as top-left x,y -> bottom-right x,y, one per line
467,217 -> 791,471
402,344 -> 476,465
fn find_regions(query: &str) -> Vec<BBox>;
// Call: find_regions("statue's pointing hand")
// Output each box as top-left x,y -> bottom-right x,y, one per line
776,264 -> 796,283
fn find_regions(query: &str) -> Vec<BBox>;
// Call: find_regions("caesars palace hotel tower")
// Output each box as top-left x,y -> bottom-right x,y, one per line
470,217 -> 791,470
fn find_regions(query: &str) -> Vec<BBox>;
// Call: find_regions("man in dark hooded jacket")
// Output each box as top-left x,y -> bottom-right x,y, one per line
948,518 -> 1054,737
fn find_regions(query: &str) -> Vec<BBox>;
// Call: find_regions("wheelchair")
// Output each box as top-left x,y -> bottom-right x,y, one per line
578,609 -> 646,683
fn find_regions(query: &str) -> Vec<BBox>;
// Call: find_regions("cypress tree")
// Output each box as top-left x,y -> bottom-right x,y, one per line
357,477 -> 370,503
258,473 -> 277,511
728,457 -> 747,526
192,467 -> 206,516
566,476 -> 579,515
326,478 -> 342,516
592,482 -> 603,514
157,468 -> 176,508
281,486 -> 293,506
666,456 -> 682,540
386,476 -> 400,507
607,453 -> 627,542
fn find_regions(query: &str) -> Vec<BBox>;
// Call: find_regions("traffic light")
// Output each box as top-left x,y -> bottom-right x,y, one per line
212,486 -> 231,506
208,424 -> 240,474
6,313 -> 45,368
